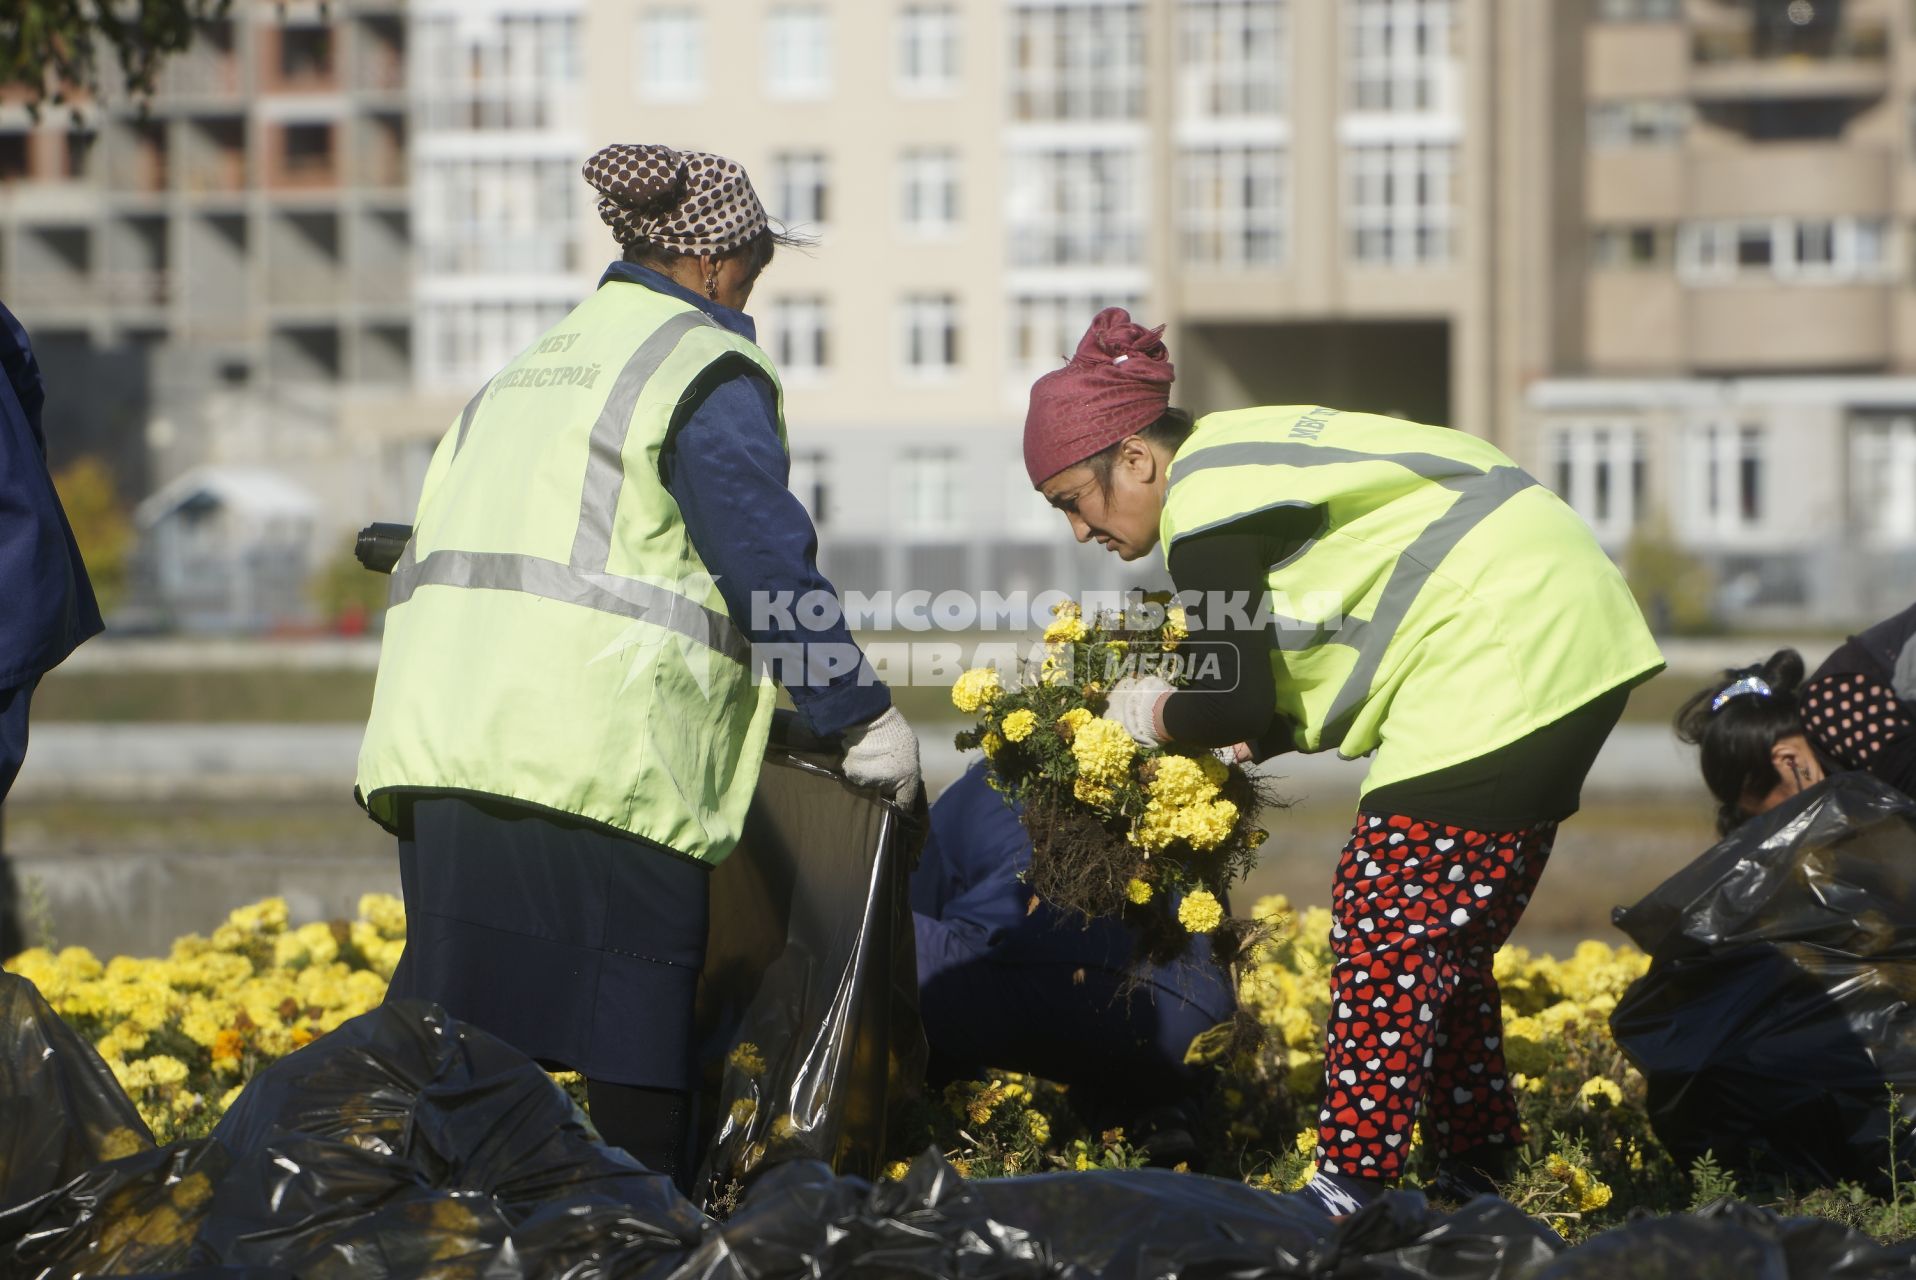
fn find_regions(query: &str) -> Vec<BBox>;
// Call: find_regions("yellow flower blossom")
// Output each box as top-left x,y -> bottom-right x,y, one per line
883,1160 -> 910,1181
1161,606 -> 1188,649
950,667 -> 1004,714
1146,755 -> 1220,809
982,731 -> 1004,760
728,1042 -> 767,1076
1578,1076 -> 1623,1109
1177,890 -> 1224,934
1043,614 -> 1088,644
1056,707 -> 1093,738
1073,776 -> 1114,807
1070,717 -> 1135,785
1001,708 -> 1038,743
1125,878 -> 1154,905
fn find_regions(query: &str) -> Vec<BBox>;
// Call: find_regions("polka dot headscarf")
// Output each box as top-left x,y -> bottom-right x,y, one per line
582,143 -> 770,256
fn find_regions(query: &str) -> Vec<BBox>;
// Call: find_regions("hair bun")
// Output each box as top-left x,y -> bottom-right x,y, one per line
1760,648 -> 1805,697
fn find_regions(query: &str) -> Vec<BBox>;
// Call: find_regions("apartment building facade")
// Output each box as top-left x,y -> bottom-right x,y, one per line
1532,0 -> 1916,623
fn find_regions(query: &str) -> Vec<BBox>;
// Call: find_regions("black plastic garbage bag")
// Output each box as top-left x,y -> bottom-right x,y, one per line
692,733 -> 927,1201
670,1149 -> 1562,1280
1611,772 -> 1916,1193
1532,1197 -> 1916,1280
199,998 -> 706,1276
0,971 -> 154,1207
0,1138 -> 234,1279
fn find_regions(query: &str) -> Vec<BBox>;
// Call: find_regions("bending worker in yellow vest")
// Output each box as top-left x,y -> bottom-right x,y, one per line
1021,309 -> 1664,1216
356,145 -> 920,1187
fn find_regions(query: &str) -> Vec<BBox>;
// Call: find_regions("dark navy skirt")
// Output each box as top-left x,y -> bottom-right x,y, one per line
386,793 -> 711,1090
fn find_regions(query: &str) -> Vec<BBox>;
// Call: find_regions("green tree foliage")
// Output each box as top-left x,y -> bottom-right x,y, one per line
0,1 -> 233,113
311,545 -> 388,633
52,455 -> 133,614
1623,510 -> 1718,637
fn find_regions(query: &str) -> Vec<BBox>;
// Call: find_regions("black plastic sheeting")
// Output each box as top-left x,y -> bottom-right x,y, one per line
692,739 -> 926,1200
7,974 -> 1916,1277
1612,771 -> 1916,1196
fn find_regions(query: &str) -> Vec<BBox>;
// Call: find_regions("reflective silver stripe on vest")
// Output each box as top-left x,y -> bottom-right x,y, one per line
1166,444 -> 1536,750
452,378 -> 493,455
390,548 -> 753,667
1319,466 -> 1537,748
393,307 -> 753,665
571,309 -> 719,571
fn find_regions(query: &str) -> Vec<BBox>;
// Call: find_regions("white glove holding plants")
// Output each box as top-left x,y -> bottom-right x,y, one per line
1106,674 -> 1175,749
840,705 -> 922,809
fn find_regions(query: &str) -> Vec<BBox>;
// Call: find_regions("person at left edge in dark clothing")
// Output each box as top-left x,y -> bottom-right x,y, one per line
355,146 -> 921,1191
0,300 -> 105,958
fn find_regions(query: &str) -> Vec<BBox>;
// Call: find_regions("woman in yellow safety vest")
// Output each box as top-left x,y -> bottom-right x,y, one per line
357,145 -> 920,1189
1020,308 -> 1664,1215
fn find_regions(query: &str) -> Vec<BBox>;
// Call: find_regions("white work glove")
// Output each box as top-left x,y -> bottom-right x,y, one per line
1106,674 -> 1175,749
840,705 -> 922,809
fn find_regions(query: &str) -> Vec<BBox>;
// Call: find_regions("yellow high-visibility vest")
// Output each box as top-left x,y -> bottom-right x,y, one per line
356,282 -> 783,862
1160,405 -> 1665,796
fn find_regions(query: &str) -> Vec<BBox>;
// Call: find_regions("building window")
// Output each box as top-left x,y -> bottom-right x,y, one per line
1008,292 -> 1141,385
1008,148 -> 1144,268
1678,217 -> 1894,284
419,157 -> 578,276
1009,3 -> 1145,122
769,151 -> 830,228
416,13 -> 581,132
767,6 -> 833,99
1589,225 -> 1671,269
1550,423 -> 1646,543
1852,415 -> 1916,546
769,296 -> 831,379
900,448 -> 962,533
635,9 -> 704,101
1587,99 -> 1690,147
1346,0 -> 1456,115
279,25 -> 335,84
1346,141 -> 1455,266
899,4 -> 960,92
789,449 -> 829,527
1178,0 -> 1284,119
1686,423 -> 1767,537
1006,460 -> 1062,537
1180,145 -> 1284,267
900,293 -> 961,375
900,147 -> 962,236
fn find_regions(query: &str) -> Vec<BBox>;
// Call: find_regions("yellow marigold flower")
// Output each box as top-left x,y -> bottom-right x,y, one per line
100,1127 -> 147,1161
1001,708 -> 1038,743
1125,878 -> 1154,906
1043,614 -> 1088,644
1161,606 -> 1189,649
728,1042 -> 767,1076
1024,1110 -> 1051,1145
729,1097 -> 758,1126
769,1115 -> 800,1141
1579,1174 -> 1613,1213
1177,890 -> 1224,934
1578,1076 -> 1623,1109
1147,755 -> 1220,809
1057,707 -> 1093,735
982,731 -> 1004,761
211,1028 -> 246,1065
226,898 -> 288,934
357,893 -> 408,939
883,1160 -> 911,1181
950,667 -> 1004,714
1173,798 -> 1238,851
1052,598 -> 1082,619
1070,717 -> 1135,785
1073,776 -> 1114,807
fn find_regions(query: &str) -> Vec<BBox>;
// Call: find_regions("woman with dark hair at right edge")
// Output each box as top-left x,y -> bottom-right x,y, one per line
1678,602 -> 1916,835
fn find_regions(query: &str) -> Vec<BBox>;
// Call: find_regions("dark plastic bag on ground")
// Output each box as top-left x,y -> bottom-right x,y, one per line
692,731 -> 927,1202
1532,1197 -> 1916,1280
0,971 -> 154,1207
1611,772 -> 1916,1193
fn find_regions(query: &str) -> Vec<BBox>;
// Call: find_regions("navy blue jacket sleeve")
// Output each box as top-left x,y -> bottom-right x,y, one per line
661,366 -> 891,738
0,303 -> 102,688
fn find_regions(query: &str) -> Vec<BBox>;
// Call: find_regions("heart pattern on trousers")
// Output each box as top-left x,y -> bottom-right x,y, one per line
1315,811 -> 1559,1181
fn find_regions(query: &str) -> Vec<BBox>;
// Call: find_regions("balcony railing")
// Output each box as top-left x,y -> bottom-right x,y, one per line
1692,22 -> 1888,64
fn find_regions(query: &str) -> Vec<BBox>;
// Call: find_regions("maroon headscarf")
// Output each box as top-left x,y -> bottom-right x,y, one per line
1022,307 -> 1176,486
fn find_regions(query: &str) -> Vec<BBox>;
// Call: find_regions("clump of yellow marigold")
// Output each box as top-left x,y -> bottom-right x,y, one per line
1001,708 -> 1038,743
728,1042 -> 767,1076
1578,1076 -> 1623,1109
1056,707 -> 1093,740
1074,776 -> 1115,807
1125,878 -> 1154,906
1070,717 -> 1135,785
982,731 -> 1004,761
950,667 -> 1004,714
1146,755 -> 1220,809
1543,1154 -> 1613,1213
1044,613 -> 1088,644
1161,606 -> 1189,649
1178,889 -> 1225,934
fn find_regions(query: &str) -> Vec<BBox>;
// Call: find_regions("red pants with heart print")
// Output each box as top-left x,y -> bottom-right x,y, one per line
1314,812 -> 1557,1181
